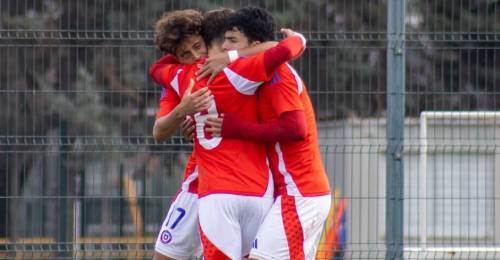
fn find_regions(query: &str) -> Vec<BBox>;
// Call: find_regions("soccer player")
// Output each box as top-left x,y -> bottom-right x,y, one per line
151,12 -> 308,260
150,9 -> 209,260
204,6 -> 332,259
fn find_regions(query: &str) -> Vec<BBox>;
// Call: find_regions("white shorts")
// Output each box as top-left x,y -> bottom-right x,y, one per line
154,190 -> 201,260
249,194 -> 331,260
198,194 -> 274,260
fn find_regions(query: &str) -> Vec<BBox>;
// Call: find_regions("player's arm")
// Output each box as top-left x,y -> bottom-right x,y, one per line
195,41 -> 278,83
197,28 -> 306,83
238,41 -> 278,56
206,67 -> 307,142
149,55 -> 180,85
206,110 -> 306,142
150,56 -> 208,141
153,80 -> 211,141
261,28 -> 306,75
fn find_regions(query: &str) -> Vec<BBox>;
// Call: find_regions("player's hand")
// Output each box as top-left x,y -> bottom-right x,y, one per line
196,52 -> 230,85
205,114 -> 224,137
281,28 -> 298,38
180,117 -> 195,140
179,79 -> 213,116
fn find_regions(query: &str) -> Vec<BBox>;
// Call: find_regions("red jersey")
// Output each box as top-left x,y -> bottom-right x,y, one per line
150,55 -> 199,193
179,152 -> 198,193
150,34 -> 307,197
257,64 -> 331,197
152,58 -> 272,197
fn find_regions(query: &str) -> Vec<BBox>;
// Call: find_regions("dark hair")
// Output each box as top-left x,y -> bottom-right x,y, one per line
154,9 -> 203,54
226,6 -> 276,42
202,8 -> 234,48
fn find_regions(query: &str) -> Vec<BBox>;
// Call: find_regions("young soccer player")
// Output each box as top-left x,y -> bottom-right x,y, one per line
150,9 -> 209,260
204,6 -> 332,260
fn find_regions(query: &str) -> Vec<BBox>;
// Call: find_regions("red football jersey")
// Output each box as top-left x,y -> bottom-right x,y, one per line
150,34 -> 307,197
151,57 -> 272,197
150,56 -> 200,193
190,54 -> 275,197
179,152 -> 198,193
257,64 -> 331,197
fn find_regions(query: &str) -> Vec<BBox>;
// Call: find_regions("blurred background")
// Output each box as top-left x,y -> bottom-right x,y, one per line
0,0 -> 499,259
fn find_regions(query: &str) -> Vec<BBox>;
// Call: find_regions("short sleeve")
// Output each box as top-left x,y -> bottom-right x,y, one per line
261,65 -> 305,117
269,84 -> 304,117
155,86 -> 180,119
226,52 -> 271,83
149,55 -> 183,87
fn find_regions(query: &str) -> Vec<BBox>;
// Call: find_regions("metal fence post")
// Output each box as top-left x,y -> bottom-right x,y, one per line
58,120 -> 69,257
386,0 -> 405,259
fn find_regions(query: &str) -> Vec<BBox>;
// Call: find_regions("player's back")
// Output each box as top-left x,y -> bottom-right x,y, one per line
257,63 -> 330,197
186,59 -> 273,198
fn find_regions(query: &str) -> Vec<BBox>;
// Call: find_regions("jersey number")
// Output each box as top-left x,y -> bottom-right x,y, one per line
194,99 -> 222,149
166,207 -> 186,230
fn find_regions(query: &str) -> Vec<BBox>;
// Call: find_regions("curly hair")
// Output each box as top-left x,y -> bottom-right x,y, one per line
201,8 -> 234,48
154,9 -> 203,54
225,6 -> 276,43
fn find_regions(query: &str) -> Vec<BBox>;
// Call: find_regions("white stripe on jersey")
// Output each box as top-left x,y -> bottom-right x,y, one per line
223,67 -> 263,95
264,159 -> 275,198
286,64 -> 303,95
170,68 -> 183,95
275,143 -> 302,196
181,166 -> 198,192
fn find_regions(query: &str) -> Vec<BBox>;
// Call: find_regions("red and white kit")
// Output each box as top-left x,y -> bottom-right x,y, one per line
248,63 -> 332,260
151,33 -> 307,259
153,156 -> 201,259
150,59 -> 201,259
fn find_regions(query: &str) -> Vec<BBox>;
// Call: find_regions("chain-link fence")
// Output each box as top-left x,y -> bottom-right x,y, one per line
1,0 -> 499,259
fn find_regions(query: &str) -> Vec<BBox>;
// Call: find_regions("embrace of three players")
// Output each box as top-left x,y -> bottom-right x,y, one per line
150,6 -> 331,260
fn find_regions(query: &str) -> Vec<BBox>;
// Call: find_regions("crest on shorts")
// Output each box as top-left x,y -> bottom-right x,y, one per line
160,230 -> 172,244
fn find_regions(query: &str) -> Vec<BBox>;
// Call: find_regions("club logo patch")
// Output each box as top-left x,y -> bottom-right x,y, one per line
160,230 -> 172,244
